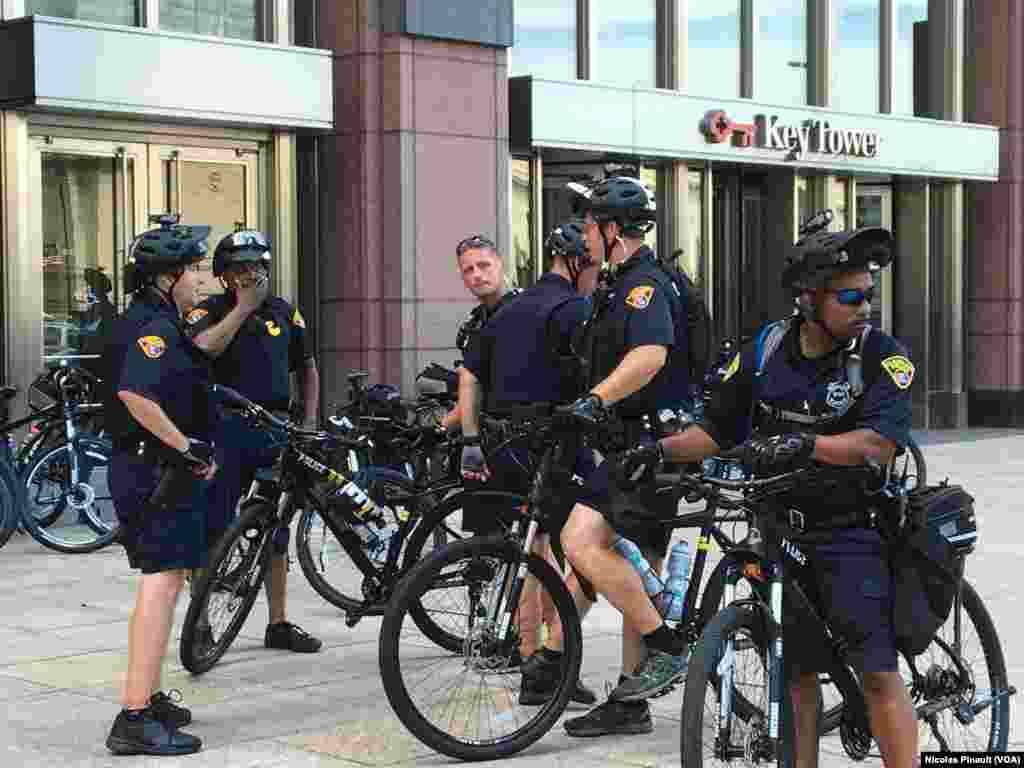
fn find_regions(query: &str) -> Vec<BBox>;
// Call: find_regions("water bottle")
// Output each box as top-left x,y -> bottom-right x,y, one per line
660,541 -> 691,622
613,536 -> 664,599
332,478 -> 389,560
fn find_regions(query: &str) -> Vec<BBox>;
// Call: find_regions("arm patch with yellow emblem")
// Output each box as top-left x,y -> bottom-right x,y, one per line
625,285 -> 654,309
721,352 -> 741,383
185,308 -> 208,325
881,355 -> 915,390
292,308 -> 306,328
137,336 -> 166,359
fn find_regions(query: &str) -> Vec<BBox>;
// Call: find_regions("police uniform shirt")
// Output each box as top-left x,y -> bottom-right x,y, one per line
463,273 -> 588,410
455,288 -> 521,354
108,292 -> 214,442
586,246 -> 689,416
185,294 -> 312,411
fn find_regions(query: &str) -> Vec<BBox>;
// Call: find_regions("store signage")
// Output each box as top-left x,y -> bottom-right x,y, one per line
700,109 -> 881,159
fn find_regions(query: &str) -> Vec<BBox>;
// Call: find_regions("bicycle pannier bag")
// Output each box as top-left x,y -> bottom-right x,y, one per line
891,483 -> 977,656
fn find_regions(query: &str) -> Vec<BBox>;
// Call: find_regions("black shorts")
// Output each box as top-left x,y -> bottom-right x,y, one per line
110,450 -> 210,574
575,458 -> 672,556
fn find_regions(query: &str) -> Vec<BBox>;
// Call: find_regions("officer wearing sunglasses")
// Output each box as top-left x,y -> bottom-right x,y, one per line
616,211 -> 918,767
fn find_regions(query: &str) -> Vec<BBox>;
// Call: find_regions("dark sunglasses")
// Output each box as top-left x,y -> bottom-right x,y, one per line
456,234 -> 496,258
828,286 -> 875,306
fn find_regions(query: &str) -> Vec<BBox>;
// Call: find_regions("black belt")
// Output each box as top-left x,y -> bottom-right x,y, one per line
783,507 -> 876,534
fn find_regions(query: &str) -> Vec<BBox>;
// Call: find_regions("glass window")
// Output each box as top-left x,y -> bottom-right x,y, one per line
681,169 -> 704,288
831,177 -> 849,231
894,1 -> 928,115
687,0 -> 741,98
640,166 -> 658,253
832,0 -> 881,114
510,159 -> 536,289
759,0 -> 807,105
27,0 -> 139,25
510,0 -> 576,80
591,0 -> 656,88
160,0 -> 263,41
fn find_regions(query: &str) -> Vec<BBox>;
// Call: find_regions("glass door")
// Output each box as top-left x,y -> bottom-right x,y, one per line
856,186 -> 893,333
149,146 -> 259,302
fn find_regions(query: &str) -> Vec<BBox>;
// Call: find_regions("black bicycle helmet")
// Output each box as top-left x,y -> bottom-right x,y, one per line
213,229 -> 272,278
545,220 -> 593,287
783,210 -> 894,297
83,267 -> 112,295
586,176 -> 657,234
125,216 -> 210,292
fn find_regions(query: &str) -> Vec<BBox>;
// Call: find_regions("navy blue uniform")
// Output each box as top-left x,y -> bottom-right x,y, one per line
462,274 -> 593,533
186,294 -> 314,540
105,291 -> 215,573
578,247 -> 692,553
701,317 -> 915,676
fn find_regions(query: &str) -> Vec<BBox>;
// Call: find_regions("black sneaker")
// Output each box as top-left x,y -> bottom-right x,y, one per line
149,689 -> 191,728
106,709 -> 201,756
518,649 -> 597,706
264,621 -> 322,653
564,690 -> 653,737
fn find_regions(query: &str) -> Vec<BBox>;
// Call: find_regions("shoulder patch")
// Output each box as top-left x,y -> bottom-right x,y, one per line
137,335 -> 166,359
881,355 -> 915,390
185,308 -> 208,325
625,285 -> 654,310
265,320 -> 282,337
721,352 -> 741,383
292,308 -> 306,328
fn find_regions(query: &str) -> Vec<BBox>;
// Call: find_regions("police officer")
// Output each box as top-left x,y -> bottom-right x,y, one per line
439,234 -> 520,430
187,230 -> 322,654
556,176 -> 694,737
104,218 -> 216,756
618,217 -> 917,767
458,222 -> 597,706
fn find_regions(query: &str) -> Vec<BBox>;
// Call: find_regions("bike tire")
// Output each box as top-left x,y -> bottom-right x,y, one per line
681,604 -> 774,768
21,437 -> 117,553
179,499 -> 273,675
379,534 -> 582,761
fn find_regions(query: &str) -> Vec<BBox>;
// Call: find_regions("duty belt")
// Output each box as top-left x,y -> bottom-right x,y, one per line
758,401 -> 839,426
783,507 -> 877,533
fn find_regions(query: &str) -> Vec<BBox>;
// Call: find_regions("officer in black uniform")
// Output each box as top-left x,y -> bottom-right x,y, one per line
617,216 -> 917,767
103,217 -> 215,756
440,234 -> 520,430
187,230 -> 322,654
556,176 -> 694,737
459,222 -> 597,706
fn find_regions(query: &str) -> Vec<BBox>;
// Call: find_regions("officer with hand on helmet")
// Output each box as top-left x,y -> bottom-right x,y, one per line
617,213 -> 917,767
187,230 -> 322,655
103,217 -> 216,756
458,221 -> 598,706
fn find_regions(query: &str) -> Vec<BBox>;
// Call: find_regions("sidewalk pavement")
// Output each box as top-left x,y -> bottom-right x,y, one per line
0,431 -> 1021,767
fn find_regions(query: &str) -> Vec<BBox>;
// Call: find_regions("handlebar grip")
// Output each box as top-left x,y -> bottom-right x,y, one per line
213,384 -> 254,410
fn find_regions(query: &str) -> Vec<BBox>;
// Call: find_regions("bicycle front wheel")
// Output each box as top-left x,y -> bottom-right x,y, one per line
379,535 -> 582,761
21,437 -> 117,553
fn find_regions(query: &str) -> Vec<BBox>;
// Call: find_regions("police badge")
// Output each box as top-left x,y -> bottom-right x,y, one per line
825,380 -> 853,413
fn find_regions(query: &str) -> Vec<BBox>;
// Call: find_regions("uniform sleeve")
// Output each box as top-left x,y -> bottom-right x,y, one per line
856,334 -> 914,449
697,343 -> 757,450
623,278 -> 674,351
286,302 -> 314,373
115,318 -> 177,404
462,325 -> 490,390
551,296 -> 589,355
182,298 -> 222,338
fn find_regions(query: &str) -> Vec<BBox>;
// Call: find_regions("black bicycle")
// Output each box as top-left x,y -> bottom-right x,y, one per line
679,460 -> 1014,767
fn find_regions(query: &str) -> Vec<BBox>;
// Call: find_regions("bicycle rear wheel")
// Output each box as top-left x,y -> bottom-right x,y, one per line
179,499 -> 273,675
379,535 -> 581,761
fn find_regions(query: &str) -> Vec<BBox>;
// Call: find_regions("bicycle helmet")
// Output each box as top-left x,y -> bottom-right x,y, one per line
585,176 -> 657,235
125,216 -> 210,293
545,220 -> 592,286
213,230 -> 272,278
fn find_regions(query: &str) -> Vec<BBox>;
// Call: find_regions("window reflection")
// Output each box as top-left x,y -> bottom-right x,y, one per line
688,0 -> 741,98
832,0 -> 881,114
894,1 -> 928,115
591,0 -> 656,88
160,0 -> 263,41
759,0 -> 806,105
682,169 -> 704,287
510,159 -> 536,289
27,0 -> 139,25
511,0 -> 576,79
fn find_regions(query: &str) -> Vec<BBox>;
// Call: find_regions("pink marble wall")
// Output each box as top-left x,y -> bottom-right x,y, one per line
317,1 -> 508,401
969,1 -> 1024,391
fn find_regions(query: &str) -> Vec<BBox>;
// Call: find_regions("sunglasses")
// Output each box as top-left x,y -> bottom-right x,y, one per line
827,286 -> 875,306
456,234 -> 496,258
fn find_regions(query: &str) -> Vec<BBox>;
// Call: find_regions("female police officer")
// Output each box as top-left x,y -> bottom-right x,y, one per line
104,217 -> 216,756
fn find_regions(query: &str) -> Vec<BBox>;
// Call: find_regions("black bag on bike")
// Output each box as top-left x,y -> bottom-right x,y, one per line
890,483 -> 977,656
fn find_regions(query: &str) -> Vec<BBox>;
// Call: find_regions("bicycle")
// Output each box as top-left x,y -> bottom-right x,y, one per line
179,385 -> 476,674
0,385 -> 23,549
679,458 -> 1015,767
377,409 -> 755,761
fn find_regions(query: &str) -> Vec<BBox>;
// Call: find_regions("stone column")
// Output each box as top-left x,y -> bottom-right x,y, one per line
318,1 -> 509,402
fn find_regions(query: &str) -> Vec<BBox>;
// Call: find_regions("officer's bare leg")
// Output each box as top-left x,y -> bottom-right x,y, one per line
621,549 -> 664,674
124,570 -> 186,709
862,670 -> 917,768
517,533 -> 551,656
264,554 -> 288,625
790,673 -> 821,768
561,503 -> 662,634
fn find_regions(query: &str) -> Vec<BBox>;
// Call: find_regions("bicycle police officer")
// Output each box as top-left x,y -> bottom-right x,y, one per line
458,221 -> 598,706
557,176 -> 694,736
617,215 -> 917,767
104,217 -> 216,756
188,230 -> 322,654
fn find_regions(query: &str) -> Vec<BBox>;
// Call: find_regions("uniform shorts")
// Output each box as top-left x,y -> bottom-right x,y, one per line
783,527 -> 898,678
110,450 -> 210,574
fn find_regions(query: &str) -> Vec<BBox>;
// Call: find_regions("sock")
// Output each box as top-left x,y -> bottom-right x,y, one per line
539,646 -> 563,660
642,623 -> 685,656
